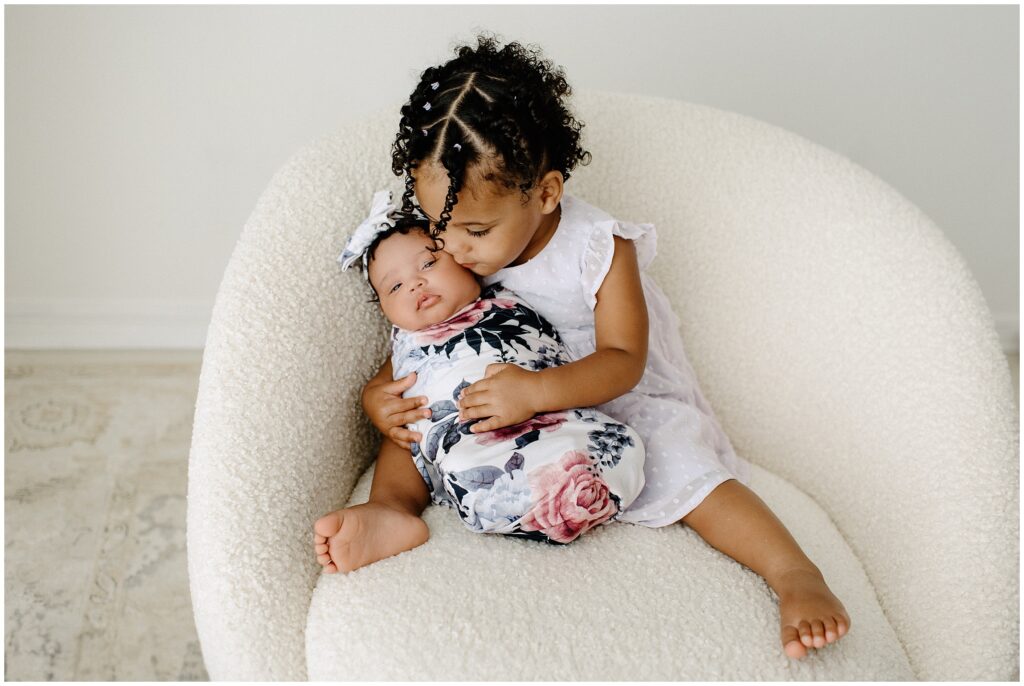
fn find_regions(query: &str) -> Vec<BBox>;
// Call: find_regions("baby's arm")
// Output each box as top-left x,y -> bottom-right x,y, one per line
459,237 -> 648,432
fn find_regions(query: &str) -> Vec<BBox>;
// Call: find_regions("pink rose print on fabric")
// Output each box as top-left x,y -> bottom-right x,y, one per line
413,297 -> 518,345
518,450 -> 618,544
474,411 -> 568,447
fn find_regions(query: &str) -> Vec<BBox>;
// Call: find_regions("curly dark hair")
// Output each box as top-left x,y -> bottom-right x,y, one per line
391,33 -> 591,237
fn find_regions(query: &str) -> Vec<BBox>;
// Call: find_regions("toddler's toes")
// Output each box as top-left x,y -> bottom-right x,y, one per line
322,561 -> 338,574
781,625 -> 807,659
798,620 -> 813,648
316,553 -> 332,566
811,620 -> 826,648
823,616 -> 839,643
837,616 -> 850,637
314,512 -> 344,539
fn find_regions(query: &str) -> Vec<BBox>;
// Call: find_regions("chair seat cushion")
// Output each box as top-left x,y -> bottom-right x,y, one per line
306,461 -> 914,680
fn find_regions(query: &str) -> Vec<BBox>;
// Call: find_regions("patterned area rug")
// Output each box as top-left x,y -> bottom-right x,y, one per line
5,351 -> 208,681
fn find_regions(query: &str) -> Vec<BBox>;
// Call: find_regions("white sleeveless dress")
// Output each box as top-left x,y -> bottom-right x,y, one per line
481,193 -> 751,528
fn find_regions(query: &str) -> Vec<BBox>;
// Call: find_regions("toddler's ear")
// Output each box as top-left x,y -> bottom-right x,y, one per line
537,170 -> 564,213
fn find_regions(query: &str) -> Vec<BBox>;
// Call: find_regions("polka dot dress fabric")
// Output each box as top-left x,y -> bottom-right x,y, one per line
482,194 -> 751,527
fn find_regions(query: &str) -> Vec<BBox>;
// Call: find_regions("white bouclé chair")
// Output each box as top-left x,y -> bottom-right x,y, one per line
187,91 -> 1018,680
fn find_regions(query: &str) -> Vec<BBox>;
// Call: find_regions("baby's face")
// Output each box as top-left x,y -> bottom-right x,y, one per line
368,229 -> 482,331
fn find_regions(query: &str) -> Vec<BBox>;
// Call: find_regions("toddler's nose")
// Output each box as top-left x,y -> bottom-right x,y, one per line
444,238 -> 469,262
450,250 -> 472,266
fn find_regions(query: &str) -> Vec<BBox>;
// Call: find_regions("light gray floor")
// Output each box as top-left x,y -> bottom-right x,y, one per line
4,349 -> 1020,681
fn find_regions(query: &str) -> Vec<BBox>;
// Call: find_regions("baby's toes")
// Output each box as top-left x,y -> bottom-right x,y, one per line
836,616 -> 850,637
781,625 -> 807,659
317,553 -> 332,566
810,620 -> 826,648
315,543 -> 328,555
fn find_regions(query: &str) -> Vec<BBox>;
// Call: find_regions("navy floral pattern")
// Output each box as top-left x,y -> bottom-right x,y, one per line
391,284 -> 646,544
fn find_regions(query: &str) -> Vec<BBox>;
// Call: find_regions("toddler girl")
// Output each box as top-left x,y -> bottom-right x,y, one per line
321,191 -> 646,545
316,35 -> 849,660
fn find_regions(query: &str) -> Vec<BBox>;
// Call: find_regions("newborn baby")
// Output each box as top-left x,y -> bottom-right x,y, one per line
350,208 -> 646,545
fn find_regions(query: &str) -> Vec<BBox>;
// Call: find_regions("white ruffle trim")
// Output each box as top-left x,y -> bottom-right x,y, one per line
580,220 -> 657,309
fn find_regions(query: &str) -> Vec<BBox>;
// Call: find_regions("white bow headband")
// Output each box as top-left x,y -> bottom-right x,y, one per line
337,190 -> 403,277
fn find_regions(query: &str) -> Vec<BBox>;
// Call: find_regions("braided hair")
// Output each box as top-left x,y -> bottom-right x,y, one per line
391,33 -> 591,238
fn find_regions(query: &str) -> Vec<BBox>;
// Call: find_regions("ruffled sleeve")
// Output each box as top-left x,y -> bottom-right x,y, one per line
580,220 -> 658,310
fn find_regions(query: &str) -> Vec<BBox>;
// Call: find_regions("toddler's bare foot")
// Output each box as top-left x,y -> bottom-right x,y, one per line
313,501 -> 429,574
773,566 -> 851,659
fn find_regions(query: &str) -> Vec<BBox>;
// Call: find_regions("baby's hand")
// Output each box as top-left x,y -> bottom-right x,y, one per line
457,364 -> 541,433
362,372 -> 431,450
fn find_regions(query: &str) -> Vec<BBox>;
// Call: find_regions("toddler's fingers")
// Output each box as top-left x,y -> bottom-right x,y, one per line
382,372 -> 418,394
459,403 -> 495,421
388,426 -> 422,447
394,408 -> 432,426
468,414 -> 503,433
457,390 -> 489,410
385,395 -> 427,417
460,378 -> 490,396
458,382 -> 490,402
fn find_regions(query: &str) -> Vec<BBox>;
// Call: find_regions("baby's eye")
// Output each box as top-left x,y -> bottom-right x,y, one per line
422,259 -> 437,269
468,228 -> 492,238
389,282 -> 401,294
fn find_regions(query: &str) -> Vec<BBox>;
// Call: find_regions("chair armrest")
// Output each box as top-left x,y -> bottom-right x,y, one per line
187,116 -> 396,679
596,95 -> 1020,680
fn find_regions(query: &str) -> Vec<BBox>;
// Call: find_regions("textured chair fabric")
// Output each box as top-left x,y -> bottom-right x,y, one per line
187,91 -> 1019,680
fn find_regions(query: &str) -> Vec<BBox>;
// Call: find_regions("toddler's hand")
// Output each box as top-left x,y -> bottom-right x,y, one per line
457,364 -> 541,433
362,372 -> 431,450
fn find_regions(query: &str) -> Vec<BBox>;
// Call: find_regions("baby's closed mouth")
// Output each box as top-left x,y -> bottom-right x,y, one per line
417,294 -> 440,310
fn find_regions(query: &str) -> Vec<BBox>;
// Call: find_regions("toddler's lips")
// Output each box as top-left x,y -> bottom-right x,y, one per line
417,294 -> 440,310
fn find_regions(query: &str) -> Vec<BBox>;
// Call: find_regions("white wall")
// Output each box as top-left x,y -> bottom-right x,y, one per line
5,4 -> 1019,350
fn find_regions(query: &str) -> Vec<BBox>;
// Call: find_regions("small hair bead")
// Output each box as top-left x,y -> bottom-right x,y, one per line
453,143 -> 462,151
423,102 -> 431,111
431,82 -> 439,90
421,129 -> 428,135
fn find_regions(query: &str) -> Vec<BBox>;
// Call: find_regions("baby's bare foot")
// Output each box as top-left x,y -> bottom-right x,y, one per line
313,502 -> 429,574
773,567 -> 851,659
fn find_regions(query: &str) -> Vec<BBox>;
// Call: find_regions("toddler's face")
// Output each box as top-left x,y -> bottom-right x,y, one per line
367,229 -> 481,331
413,162 -> 559,277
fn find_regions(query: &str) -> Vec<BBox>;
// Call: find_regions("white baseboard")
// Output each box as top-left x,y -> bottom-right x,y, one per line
5,298 -> 213,349
4,298 -> 1019,354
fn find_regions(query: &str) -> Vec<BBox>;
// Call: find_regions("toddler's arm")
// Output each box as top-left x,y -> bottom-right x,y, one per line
460,237 -> 648,432
534,236 -> 648,409
363,358 -> 431,449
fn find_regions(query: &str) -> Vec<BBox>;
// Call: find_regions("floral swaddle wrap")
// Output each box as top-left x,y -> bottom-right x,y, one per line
392,283 -> 646,545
